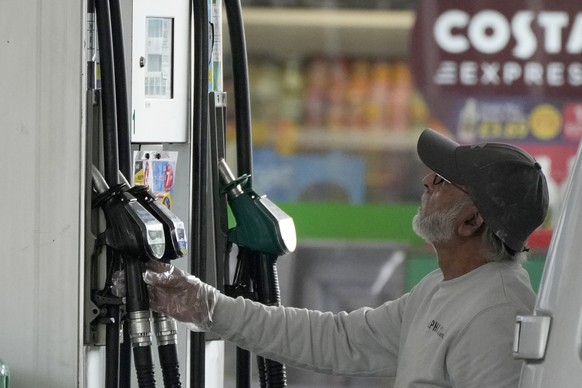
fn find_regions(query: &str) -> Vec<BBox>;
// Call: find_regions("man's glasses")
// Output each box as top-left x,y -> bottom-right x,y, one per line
433,173 -> 469,195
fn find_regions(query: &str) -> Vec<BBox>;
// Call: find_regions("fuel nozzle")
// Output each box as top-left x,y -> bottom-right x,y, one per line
118,172 -> 188,260
218,159 -> 296,256
92,166 -> 165,260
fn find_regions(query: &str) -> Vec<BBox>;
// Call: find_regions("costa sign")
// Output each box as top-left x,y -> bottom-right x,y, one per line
409,0 -> 582,149
435,10 -> 582,58
411,0 -> 582,97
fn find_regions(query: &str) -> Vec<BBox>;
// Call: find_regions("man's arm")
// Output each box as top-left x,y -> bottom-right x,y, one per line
211,293 -> 404,377
144,259 -> 406,377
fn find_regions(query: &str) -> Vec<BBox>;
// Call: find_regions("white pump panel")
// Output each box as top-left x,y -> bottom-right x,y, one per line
131,0 -> 190,143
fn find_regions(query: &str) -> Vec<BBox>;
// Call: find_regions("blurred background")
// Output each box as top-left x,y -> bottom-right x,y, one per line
217,0 -> 578,385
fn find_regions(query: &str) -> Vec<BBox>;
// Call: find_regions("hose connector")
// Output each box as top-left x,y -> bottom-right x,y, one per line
129,310 -> 153,347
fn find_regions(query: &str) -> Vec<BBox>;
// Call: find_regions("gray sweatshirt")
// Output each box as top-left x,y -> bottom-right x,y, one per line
211,261 -> 535,387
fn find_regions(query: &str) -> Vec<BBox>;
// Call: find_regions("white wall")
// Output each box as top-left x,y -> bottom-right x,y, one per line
0,1 -> 86,387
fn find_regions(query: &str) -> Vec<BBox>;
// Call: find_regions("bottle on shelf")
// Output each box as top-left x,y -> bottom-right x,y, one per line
390,61 -> 412,133
250,57 -> 283,145
366,60 -> 393,131
346,60 -> 371,130
325,58 -> 350,131
303,57 -> 329,130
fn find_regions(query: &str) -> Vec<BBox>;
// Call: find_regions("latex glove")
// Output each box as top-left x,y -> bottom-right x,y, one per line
143,260 -> 220,332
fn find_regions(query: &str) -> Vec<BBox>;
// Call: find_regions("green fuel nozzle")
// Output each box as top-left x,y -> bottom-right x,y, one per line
218,159 -> 296,256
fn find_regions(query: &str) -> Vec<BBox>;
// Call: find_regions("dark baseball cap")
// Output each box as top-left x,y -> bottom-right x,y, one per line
417,128 -> 549,253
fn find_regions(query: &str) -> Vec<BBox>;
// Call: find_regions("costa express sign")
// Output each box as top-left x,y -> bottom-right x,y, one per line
410,0 -> 582,145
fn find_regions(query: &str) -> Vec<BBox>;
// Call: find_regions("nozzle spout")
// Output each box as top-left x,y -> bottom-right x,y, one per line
218,158 -> 244,199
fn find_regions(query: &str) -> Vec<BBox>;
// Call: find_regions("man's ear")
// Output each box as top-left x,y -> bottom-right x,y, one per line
458,208 -> 485,237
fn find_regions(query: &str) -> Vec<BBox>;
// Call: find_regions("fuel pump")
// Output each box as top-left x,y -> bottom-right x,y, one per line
91,0 -> 186,387
90,0 -> 296,386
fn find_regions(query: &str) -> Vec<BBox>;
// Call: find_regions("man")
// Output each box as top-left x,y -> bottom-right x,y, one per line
144,128 -> 548,387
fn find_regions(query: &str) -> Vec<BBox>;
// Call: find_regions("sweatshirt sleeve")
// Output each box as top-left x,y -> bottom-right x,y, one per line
447,303 -> 525,388
210,293 -> 406,377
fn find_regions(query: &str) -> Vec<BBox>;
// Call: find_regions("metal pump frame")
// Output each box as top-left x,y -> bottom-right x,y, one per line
87,0 -> 292,387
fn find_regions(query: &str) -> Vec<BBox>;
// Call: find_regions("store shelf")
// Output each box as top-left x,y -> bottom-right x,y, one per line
224,7 -> 415,59
291,129 -> 418,152
221,6 -> 424,204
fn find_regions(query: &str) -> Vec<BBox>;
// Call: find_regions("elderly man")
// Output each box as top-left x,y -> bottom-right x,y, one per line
144,128 -> 548,387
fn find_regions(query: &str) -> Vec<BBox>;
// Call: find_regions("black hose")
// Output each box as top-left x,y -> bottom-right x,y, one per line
109,0 -> 132,179
209,92 -> 229,293
107,3 -> 132,385
257,356 -> 267,387
105,271 -> 121,388
120,322 -> 131,388
223,1 -> 255,386
254,255 -> 287,387
235,347 -> 252,388
264,359 -> 287,388
223,0 -> 253,180
153,308 -> 182,388
232,249 -> 253,388
94,0 -> 119,186
134,346 -> 157,388
253,255 -> 279,305
257,357 -> 287,388
159,344 -> 182,388
191,0 -> 210,387
125,260 -> 150,312
104,307 -> 121,388
87,0 -> 96,90
95,2 -> 121,387
126,260 -> 157,388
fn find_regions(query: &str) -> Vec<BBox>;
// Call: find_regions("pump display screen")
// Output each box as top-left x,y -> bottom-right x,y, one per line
145,17 -> 174,99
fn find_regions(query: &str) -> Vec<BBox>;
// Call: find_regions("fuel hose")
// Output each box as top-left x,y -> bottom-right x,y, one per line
191,0 -> 210,387
94,1 -> 121,386
108,1 -> 132,385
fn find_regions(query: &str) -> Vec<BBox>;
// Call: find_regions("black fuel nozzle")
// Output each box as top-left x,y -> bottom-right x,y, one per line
118,172 -> 188,261
92,166 -> 165,260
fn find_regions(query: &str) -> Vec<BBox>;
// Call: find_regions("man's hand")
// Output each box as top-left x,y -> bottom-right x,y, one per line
143,260 -> 220,332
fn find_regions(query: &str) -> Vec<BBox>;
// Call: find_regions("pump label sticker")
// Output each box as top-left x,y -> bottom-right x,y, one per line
133,150 -> 178,210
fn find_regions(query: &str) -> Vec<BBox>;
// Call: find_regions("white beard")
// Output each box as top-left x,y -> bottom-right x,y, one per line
412,197 -> 469,244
